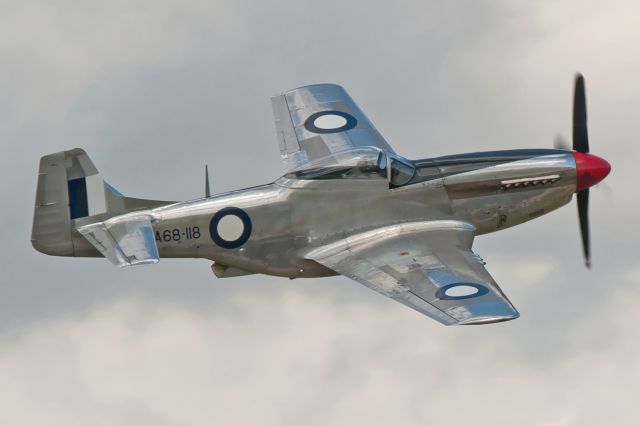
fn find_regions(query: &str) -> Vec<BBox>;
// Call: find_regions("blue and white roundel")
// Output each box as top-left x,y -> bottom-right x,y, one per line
304,111 -> 357,134
435,283 -> 489,300
209,207 -> 252,249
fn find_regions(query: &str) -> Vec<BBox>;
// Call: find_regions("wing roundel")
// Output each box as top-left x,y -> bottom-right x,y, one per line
271,84 -> 396,171
306,221 -> 519,326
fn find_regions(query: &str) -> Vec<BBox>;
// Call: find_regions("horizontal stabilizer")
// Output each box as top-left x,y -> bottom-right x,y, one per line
32,148 -> 174,257
77,214 -> 159,267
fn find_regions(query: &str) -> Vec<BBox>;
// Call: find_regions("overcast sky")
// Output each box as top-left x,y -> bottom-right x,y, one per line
1,1 -> 638,425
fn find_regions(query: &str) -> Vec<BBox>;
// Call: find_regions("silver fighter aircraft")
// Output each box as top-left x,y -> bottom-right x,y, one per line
31,75 -> 611,325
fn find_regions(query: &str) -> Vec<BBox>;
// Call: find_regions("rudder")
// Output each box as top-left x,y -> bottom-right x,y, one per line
31,148 -> 172,257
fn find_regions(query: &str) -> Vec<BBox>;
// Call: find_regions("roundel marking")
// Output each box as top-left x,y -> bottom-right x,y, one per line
209,207 -> 252,249
435,283 -> 489,300
304,110 -> 358,134
217,214 -> 244,241
313,114 -> 347,130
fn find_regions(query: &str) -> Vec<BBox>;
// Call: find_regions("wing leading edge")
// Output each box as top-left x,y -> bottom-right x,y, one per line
271,84 -> 396,171
306,221 -> 519,325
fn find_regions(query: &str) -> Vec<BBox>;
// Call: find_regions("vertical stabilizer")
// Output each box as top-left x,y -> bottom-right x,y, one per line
31,148 -> 172,257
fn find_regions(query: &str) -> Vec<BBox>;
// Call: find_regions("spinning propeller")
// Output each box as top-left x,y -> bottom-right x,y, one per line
566,74 -> 611,268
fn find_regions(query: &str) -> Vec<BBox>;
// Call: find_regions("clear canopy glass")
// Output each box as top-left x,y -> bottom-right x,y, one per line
285,147 -> 415,186
286,147 -> 388,181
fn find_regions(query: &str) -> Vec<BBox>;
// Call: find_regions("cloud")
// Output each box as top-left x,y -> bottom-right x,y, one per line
1,277 -> 639,426
0,0 -> 240,121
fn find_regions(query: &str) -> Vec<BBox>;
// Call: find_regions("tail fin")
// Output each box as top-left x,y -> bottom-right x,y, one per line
31,148 -> 172,257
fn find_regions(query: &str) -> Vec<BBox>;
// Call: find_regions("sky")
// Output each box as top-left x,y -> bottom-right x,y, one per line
1,1 -> 639,424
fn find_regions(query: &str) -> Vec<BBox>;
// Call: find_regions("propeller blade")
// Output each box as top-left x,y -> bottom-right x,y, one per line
573,74 -> 590,153
554,134 -> 570,150
577,189 -> 591,268
596,180 -> 613,198
205,165 -> 211,198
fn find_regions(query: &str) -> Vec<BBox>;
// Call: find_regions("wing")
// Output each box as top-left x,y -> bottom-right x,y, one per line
306,221 -> 519,325
77,213 -> 159,267
271,84 -> 396,171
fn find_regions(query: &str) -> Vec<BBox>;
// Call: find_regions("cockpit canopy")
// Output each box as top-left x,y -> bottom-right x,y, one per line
284,147 -> 415,187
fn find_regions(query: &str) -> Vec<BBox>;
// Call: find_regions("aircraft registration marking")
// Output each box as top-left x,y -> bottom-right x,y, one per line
155,226 -> 201,243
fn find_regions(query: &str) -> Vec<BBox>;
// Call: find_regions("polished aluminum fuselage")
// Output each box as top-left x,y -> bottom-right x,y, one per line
71,151 -> 577,278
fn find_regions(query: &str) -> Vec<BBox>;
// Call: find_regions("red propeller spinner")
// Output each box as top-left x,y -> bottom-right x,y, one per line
572,152 -> 611,191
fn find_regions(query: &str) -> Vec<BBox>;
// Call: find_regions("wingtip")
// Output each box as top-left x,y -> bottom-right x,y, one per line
457,313 -> 520,325
274,83 -> 347,98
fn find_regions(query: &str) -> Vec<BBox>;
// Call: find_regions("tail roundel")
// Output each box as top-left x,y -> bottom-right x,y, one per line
31,148 -> 172,257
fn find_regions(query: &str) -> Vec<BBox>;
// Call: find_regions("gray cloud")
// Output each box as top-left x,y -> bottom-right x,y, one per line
1,0 -> 638,424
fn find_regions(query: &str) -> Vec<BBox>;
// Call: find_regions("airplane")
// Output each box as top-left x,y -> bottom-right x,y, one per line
31,74 -> 611,325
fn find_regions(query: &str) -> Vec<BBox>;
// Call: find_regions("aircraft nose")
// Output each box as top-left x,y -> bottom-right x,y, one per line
572,152 -> 611,191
